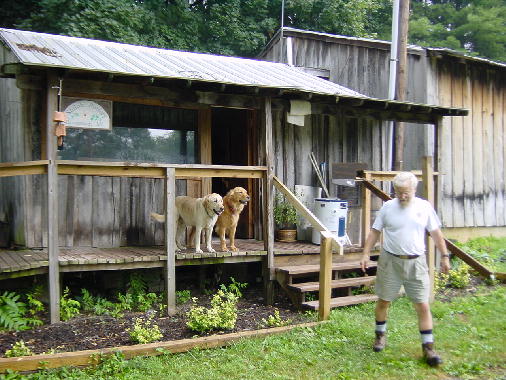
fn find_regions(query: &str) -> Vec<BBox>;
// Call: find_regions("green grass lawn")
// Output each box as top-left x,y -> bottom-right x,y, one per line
7,285 -> 505,380
457,236 -> 506,273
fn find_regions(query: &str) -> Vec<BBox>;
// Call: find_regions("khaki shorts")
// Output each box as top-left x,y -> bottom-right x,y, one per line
374,249 -> 430,303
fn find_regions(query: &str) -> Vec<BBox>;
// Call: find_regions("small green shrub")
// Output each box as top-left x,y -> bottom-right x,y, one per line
60,287 -> 80,321
186,290 -> 238,333
126,273 -> 160,312
176,290 -> 191,305
5,340 -> 33,358
0,291 -> 42,331
25,286 -> 45,317
127,315 -> 163,344
220,277 -> 248,298
436,264 -> 471,291
260,309 -> 291,328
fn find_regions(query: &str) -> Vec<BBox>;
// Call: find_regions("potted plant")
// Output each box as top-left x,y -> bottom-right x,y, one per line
274,193 -> 298,242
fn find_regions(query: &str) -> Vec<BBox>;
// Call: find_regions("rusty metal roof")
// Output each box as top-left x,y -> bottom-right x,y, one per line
0,28 -> 364,97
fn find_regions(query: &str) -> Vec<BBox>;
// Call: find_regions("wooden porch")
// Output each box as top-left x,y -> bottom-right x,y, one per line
0,240 -> 364,280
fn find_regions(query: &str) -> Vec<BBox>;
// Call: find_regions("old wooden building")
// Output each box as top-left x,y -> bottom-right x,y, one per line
258,27 -> 506,239
0,28 -> 466,320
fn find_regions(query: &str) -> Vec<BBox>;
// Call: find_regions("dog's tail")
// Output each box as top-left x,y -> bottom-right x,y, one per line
150,212 -> 166,223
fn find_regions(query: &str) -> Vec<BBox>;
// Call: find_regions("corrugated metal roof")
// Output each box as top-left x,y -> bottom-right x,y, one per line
0,28 -> 364,98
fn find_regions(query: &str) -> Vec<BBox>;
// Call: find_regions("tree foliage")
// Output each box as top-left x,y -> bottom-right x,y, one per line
410,0 -> 506,61
0,0 -> 503,61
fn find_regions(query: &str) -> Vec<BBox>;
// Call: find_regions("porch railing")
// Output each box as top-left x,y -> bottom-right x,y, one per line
0,159 -> 268,322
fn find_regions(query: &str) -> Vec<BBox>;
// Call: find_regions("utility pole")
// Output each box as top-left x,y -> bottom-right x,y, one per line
393,0 -> 410,171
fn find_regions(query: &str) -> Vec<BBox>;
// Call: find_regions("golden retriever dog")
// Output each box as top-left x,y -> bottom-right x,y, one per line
150,193 -> 224,253
214,187 -> 250,252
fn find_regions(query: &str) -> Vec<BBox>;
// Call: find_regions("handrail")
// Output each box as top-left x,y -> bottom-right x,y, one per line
0,160 -> 267,179
361,178 -> 495,279
272,176 -> 344,255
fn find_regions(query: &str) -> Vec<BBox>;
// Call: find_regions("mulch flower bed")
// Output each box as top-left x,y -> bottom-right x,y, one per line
0,287 -> 313,357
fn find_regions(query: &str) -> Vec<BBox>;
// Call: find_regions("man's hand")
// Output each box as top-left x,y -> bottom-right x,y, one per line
440,256 -> 450,274
360,254 -> 369,273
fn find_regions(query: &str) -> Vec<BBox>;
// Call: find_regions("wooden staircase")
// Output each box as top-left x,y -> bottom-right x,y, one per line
275,260 -> 378,310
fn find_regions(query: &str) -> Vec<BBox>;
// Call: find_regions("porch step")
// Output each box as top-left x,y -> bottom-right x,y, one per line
276,260 -> 377,276
302,294 -> 378,310
287,276 -> 376,293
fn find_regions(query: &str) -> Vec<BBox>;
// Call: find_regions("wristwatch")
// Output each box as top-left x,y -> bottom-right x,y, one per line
441,254 -> 450,258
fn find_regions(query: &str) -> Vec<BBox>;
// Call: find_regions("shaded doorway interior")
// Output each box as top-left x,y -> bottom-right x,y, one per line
211,107 -> 254,239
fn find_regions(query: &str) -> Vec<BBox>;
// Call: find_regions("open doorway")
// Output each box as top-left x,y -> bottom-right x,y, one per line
211,107 -> 254,239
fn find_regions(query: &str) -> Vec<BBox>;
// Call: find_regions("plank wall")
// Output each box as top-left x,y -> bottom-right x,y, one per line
272,110 -> 385,243
434,58 -> 506,228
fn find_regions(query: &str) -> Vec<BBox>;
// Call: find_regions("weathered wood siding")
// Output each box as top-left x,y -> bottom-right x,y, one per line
260,31 -> 506,229
434,58 -> 506,228
21,175 -> 189,248
286,34 -> 429,171
272,110 -> 385,243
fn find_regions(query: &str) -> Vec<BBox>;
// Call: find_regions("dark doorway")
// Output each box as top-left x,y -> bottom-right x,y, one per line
211,107 -> 254,239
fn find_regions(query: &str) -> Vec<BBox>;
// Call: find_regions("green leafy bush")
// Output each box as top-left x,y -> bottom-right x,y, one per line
5,340 -> 33,357
436,264 -> 471,291
220,277 -> 248,298
186,290 -> 238,333
125,273 -> 160,312
60,288 -> 80,321
176,290 -> 191,305
260,309 -> 291,328
25,286 -> 45,317
0,291 -> 42,331
127,315 -> 163,344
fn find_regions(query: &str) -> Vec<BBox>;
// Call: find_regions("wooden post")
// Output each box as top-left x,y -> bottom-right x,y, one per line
198,108 -> 212,196
262,97 -> 275,304
318,231 -> 333,321
422,156 -> 435,302
165,168 -> 176,315
361,172 -> 372,247
46,72 -> 60,324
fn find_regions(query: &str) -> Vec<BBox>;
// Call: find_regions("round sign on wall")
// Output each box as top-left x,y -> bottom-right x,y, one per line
63,98 -> 112,130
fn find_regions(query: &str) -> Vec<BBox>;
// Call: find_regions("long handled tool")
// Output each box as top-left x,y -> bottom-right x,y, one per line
309,152 -> 330,198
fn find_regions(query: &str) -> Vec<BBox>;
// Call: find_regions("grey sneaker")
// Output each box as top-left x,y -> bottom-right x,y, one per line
373,331 -> 386,352
422,342 -> 443,367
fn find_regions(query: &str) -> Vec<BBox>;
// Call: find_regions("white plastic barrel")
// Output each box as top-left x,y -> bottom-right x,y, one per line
311,198 -> 348,245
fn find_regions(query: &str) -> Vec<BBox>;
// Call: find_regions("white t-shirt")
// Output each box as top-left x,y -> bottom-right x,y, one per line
372,197 -> 441,256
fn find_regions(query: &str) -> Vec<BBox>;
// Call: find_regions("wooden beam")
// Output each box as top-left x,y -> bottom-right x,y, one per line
361,172 -> 372,247
198,108 -> 212,195
56,161 -> 266,178
0,161 -> 48,177
318,231 -> 333,321
165,168 -> 176,315
422,156 -> 436,302
46,72 -> 61,324
262,97 -> 275,297
196,91 -> 260,109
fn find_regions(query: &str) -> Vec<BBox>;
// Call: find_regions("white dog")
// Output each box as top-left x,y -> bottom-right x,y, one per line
151,193 -> 224,253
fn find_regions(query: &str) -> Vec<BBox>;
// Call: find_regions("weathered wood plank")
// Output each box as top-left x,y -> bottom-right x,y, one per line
451,64 -> 465,227
471,67 -> 485,226
482,71 -> 496,226
438,65 -> 454,227
493,76 -> 505,226
462,65 -> 475,226
318,231 -> 333,321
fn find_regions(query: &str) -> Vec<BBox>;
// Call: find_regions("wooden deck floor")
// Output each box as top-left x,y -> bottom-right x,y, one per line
0,239 -> 363,280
